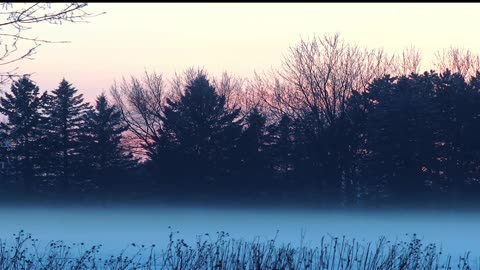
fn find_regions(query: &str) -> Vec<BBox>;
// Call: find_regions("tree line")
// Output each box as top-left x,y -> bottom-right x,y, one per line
2,34 -> 480,206
0,78 -> 136,198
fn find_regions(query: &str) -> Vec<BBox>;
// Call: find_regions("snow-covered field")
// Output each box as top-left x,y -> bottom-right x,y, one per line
0,205 -> 477,259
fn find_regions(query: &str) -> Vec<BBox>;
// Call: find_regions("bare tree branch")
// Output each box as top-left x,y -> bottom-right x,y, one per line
0,3 -> 104,84
110,72 -> 167,158
248,33 -> 429,133
211,71 -> 245,112
433,47 -> 480,81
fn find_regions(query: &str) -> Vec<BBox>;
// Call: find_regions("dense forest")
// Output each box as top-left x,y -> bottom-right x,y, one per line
2,34 -> 480,207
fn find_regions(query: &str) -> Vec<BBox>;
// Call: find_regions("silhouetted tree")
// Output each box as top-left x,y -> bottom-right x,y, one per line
248,34 -> 404,200
432,70 -> 480,198
153,74 -> 242,192
341,90 -> 370,204
236,107 -> 271,191
110,71 -> 166,158
80,93 -> 137,193
267,114 -> 295,190
362,73 -> 439,201
44,79 -> 91,192
0,76 -> 47,193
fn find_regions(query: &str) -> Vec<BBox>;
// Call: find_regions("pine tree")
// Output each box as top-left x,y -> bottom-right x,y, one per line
364,73 -> 438,200
236,107 -> 271,190
433,70 -> 480,197
154,74 -> 242,189
44,79 -> 91,192
268,114 -> 295,185
81,93 -> 136,191
0,76 -> 48,193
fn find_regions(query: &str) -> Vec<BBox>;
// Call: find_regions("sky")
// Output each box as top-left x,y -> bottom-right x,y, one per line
5,3 -> 480,102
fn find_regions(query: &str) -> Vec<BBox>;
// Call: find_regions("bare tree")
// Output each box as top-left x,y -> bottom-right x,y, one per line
433,47 -> 480,80
250,33 -> 397,128
248,69 -> 301,121
0,3 -> 103,84
238,74 -> 269,116
248,34 -> 431,127
110,71 -> 166,158
392,45 -> 423,75
211,71 -> 245,111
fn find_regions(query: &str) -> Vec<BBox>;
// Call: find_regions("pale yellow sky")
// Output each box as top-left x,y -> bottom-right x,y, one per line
6,3 -> 480,102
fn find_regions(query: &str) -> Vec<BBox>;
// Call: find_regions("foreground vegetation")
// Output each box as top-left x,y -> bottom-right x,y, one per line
0,230 -> 476,270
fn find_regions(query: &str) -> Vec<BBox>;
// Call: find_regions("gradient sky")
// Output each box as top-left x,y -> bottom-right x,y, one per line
6,3 -> 480,102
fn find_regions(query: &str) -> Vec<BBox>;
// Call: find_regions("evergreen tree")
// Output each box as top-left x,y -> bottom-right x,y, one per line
81,93 -> 136,192
236,107 -> 271,190
0,76 -> 47,193
268,114 -> 295,180
342,90 -> 371,204
154,74 -> 242,190
433,70 -> 480,197
45,79 -> 91,192
363,73 -> 438,201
